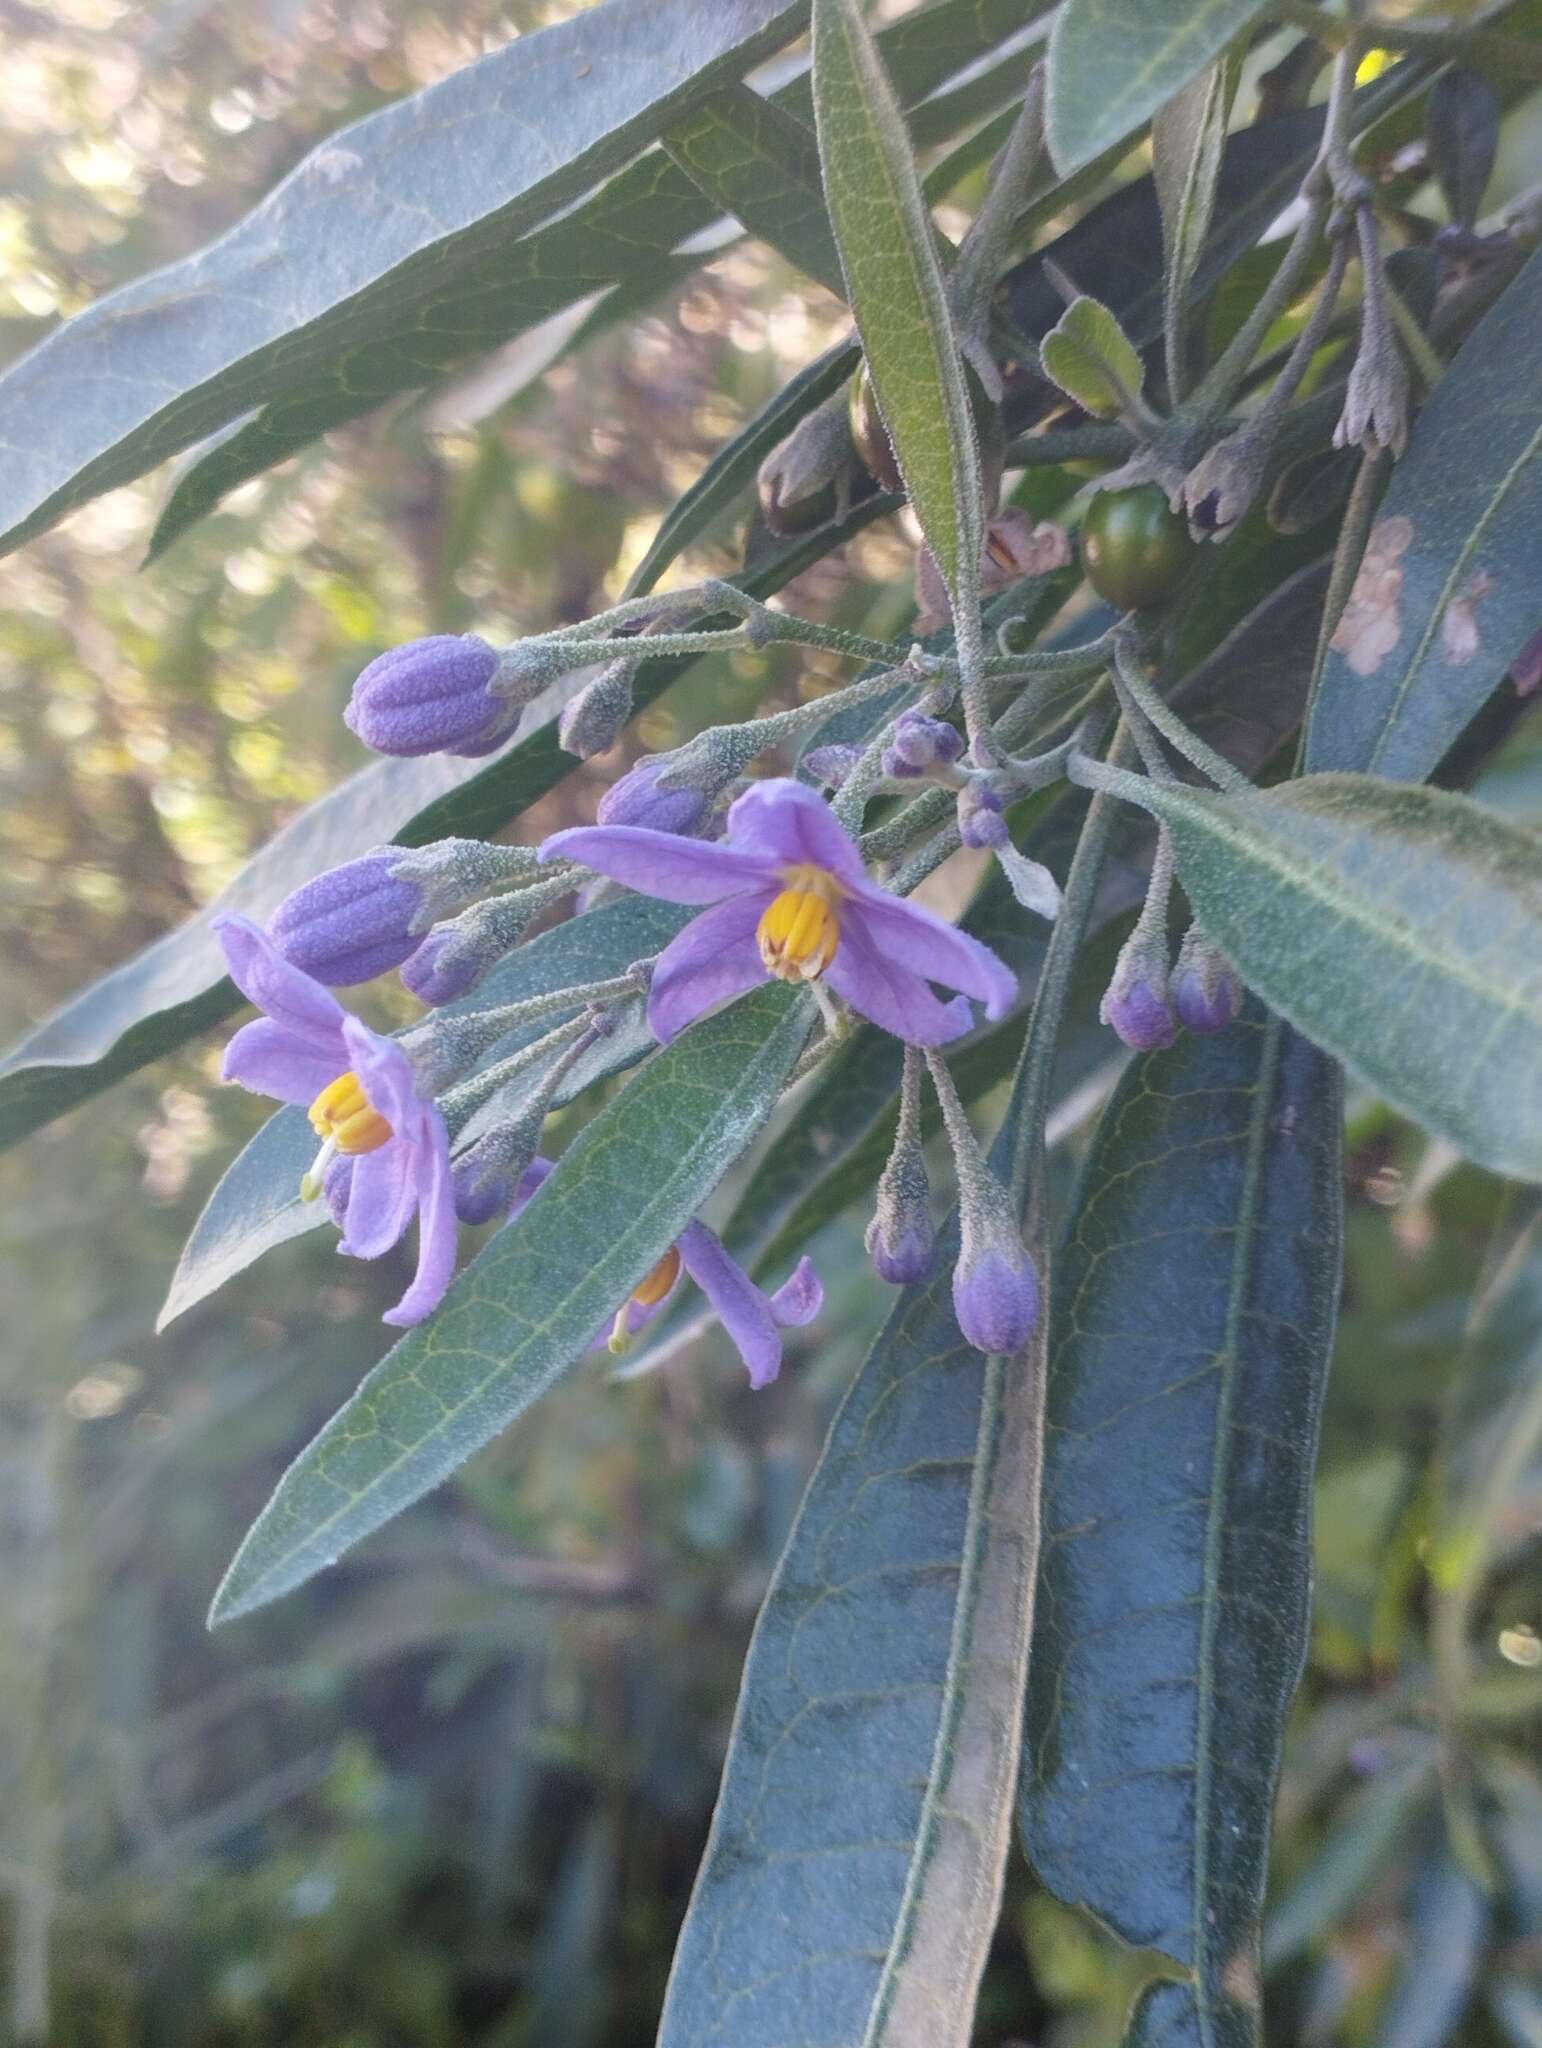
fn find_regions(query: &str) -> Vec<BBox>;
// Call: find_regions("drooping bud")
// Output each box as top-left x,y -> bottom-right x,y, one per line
756,388 -> 855,537
883,710 -> 965,779
865,1046 -> 935,1286
596,754 -> 713,836
958,778 -> 1008,850
1171,924 -> 1242,1036
401,885 -> 562,1006
1334,338 -> 1410,459
344,635 -> 510,758
801,742 -> 866,791
557,657 -> 636,760
1100,935 -> 1178,1050
268,851 -> 424,985
952,1216 -> 1041,1355
452,1108 -> 545,1224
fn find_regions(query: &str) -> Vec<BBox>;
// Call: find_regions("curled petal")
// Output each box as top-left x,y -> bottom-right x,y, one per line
647,893 -> 773,1043
339,1141 -> 417,1261
343,1013 -> 422,1133
540,824 -> 776,904
215,914 -> 348,1053
848,886 -> 1018,1019
383,1110 -> 457,1327
769,1255 -> 823,1328
724,778 -> 866,883
826,917 -> 974,1046
676,1221 -> 786,1389
221,1017 -> 342,1103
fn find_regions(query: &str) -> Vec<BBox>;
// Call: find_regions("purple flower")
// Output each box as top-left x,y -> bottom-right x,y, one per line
596,755 -> 713,836
344,635 -> 511,758
269,850 -> 423,986
214,914 -> 456,1328
511,1158 -> 822,1389
539,778 -> 1016,1047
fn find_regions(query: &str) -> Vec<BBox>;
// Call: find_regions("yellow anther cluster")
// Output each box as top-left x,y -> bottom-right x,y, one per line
308,1070 -> 393,1156
757,864 -> 842,983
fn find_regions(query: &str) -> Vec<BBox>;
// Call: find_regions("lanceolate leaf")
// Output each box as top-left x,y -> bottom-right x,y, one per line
1045,0 -> 1271,177
157,896 -> 688,1331
148,0 -> 1037,561
658,1043 -> 1047,2048
1023,1007 -> 1343,2047
812,0 -> 983,617
1153,56 -> 1238,399
0,0 -> 808,561
0,515 -> 867,1155
1307,244 -> 1542,784
208,984 -> 810,1624
1140,773 -> 1542,1182
663,85 -> 845,296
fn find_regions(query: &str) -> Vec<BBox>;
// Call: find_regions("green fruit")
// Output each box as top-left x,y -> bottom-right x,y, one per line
1079,484 -> 1196,610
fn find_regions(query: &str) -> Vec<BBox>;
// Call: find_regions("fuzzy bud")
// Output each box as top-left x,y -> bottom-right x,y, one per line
401,889 -> 553,1006
489,636 -> 584,711
344,635 -> 510,758
1171,925 -> 1242,1036
757,389 -> 855,538
865,1130 -> 935,1288
597,754 -> 713,835
558,658 -> 636,760
1334,336 -> 1410,459
958,779 -> 1009,850
452,1110 -> 545,1225
801,743 -> 866,791
268,850 -> 425,985
953,1196 -> 1040,1354
884,710 -> 965,777
1100,929 -> 1178,1051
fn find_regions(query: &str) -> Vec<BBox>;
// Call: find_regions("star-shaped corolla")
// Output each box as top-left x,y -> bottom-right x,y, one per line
214,914 -> 456,1327
540,779 -> 1016,1046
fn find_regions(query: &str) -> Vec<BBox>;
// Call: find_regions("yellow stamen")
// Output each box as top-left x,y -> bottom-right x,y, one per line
633,1245 -> 682,1309
757,863 -> 842,983
307,1070 -> 393,1156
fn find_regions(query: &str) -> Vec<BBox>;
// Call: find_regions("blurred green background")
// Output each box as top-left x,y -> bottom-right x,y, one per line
0,3 -> 1537,2043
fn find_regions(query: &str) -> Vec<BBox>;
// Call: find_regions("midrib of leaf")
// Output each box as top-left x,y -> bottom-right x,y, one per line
1160,786 -> 1539,1022
1083,0 -> 1254,125
865,1340 -> 1034,2044
1189,1012 -> 1284,2042
1367,416 -> 1542,774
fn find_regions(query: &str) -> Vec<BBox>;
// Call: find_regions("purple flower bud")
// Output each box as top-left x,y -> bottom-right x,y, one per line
958,780 -> 1009,850
883,711 -> 966,781
596,756 -> 711,836
1101,974 -> 1178,1051
1172,925 -> 1242,1036
268,850 -> 423,986
1100,923 -> 1179,1051
400,891 -> 544,1006
453,1165 -> 512,1226
344,635 -> 509,758
952,1235 -> 1040,1354
866,1208 -> 935,1286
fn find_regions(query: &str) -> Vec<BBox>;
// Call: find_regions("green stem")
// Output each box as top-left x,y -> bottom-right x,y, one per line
1112,629 -> 1253,792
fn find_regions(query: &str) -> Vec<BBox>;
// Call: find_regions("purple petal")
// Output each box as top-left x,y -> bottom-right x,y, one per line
268,852 -> 422,987
215,914 -> 347,1054
769,1255 -> 823,1328
509,1156 -> 557,1217
339,1140 -> 416,1260
825,916 -> 973,1046
383,1110 -> 458,1327
647,893 -> 772,1043
342,1014 -> 421,1133
221,1018 -> 343,1104
539,825 -> 775,904
676,1221 -> 785,1389
847,885 -> 1017,1018
724,778 -> 865,882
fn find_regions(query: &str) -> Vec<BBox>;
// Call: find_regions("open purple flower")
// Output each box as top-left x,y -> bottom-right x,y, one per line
214,914 -> 456,1328
512,1158 -> 821,1389
539,778 -> 1016,1046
